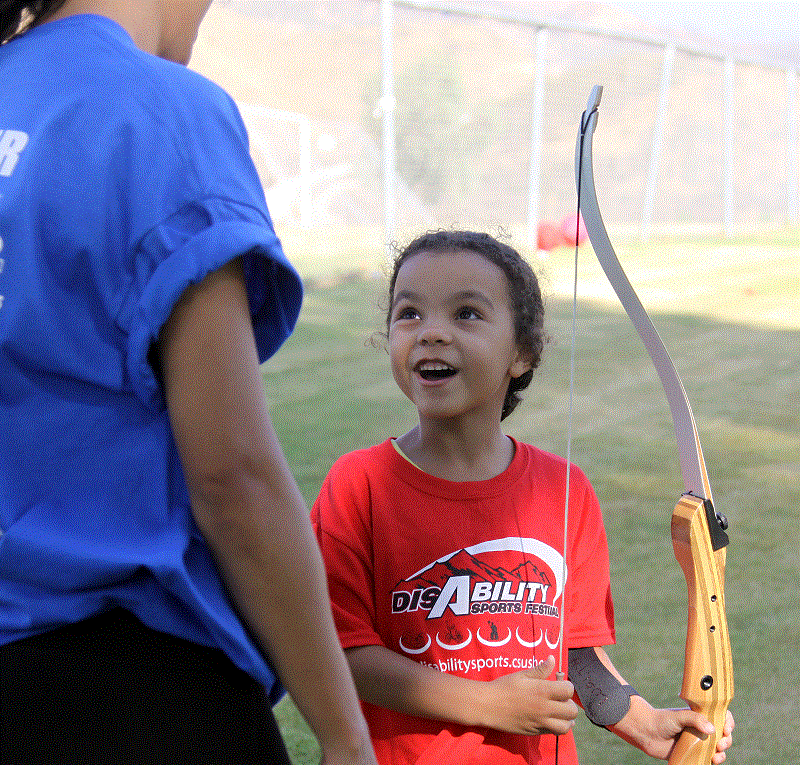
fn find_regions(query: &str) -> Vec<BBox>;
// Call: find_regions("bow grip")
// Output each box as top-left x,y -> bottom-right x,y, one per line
669,494 -> 734,764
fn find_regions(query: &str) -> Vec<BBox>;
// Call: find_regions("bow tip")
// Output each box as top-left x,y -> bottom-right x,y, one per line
587,85 -> 603,111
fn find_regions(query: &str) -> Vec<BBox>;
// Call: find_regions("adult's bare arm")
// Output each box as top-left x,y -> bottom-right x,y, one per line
158,258 -> 376,765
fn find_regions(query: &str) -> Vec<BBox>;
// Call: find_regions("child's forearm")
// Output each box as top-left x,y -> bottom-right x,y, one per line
606,693 -> 660,750
582,647 -> 733,762
346,644 -> 492,728
572,647 -> 656,750
346,645 -> 578,736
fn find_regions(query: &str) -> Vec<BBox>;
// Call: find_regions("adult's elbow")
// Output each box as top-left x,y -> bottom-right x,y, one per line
186,452 -> 272,537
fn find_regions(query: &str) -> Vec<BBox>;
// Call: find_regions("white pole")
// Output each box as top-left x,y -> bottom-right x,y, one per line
526,26 -> 548,249
298,115 -> 312,228
381,0 -> 397,255
641,44 -> 675,242
787,67 -> 799,226
723,58 -> 735,237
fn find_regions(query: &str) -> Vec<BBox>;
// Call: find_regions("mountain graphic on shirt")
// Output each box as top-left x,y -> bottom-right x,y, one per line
396,548 -> 553,593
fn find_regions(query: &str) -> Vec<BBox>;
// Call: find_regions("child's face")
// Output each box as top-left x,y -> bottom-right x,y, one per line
388,249 -> 531,424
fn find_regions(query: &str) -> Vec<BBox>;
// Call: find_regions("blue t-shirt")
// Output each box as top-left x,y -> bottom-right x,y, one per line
0,15 -> 302,701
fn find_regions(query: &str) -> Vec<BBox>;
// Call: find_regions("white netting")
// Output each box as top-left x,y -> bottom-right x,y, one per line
191,1 -> 798,273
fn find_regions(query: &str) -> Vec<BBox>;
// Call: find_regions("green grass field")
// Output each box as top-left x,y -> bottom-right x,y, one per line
264,231 -> 799,765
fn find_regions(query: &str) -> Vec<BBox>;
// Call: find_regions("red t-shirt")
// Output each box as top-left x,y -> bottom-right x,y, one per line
313,438 -> 615,765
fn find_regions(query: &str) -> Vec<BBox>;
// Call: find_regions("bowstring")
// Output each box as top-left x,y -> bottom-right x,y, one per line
555,102 -> 590,765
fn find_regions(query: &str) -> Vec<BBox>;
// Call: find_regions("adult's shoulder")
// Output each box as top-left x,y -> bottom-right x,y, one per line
114,36 -> 243,138
41,15 -> 244,138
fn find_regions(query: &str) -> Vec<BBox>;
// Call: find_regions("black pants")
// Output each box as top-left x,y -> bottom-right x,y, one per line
0,608 -> 292,765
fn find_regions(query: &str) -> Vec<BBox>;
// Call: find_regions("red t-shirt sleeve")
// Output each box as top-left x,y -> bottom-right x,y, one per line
311,452 -> 385,651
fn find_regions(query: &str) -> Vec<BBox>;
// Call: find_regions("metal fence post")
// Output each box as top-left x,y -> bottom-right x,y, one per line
642,44 -> 676,242
381,0 -> 397,255
526,26 -> 548,249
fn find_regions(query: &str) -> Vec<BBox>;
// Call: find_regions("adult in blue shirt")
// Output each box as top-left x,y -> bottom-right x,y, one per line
0,2 -> 376,764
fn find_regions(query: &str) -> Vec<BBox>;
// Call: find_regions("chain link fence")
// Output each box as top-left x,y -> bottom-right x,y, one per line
191,0 -> 799,274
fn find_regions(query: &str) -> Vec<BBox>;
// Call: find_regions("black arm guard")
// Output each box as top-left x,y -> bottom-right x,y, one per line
568,647 -> 639,728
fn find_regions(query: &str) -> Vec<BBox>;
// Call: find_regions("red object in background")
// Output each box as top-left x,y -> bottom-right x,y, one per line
536,221 -> 562,251
559,212 -> 588,246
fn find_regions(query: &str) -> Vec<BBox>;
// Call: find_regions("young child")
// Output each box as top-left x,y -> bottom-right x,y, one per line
312,230 -> 734,764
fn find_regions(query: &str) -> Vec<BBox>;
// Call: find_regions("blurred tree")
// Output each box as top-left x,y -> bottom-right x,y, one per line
363,56 -> 490,207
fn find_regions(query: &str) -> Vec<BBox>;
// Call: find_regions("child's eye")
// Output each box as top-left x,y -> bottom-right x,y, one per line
394,306 -> 419,321
456,307 -> 481,320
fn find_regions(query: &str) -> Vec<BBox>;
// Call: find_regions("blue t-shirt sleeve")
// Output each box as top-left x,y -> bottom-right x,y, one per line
109,74 -> 303,412
125,198 -> 303,411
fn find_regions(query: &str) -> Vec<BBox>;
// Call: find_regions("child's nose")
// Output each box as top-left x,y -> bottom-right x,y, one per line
418,318 -> 452,345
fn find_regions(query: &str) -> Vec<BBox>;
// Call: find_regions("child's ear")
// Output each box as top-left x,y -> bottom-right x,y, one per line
509,349 -> 534,379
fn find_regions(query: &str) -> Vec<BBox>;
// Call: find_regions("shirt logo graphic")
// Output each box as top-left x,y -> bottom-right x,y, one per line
391,537 -> 566,654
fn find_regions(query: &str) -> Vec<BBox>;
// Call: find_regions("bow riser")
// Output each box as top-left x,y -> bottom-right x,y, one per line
670,494 -> 733,764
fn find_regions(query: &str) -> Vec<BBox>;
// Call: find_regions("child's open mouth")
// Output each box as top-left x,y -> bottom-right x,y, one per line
416,363 -> 457,381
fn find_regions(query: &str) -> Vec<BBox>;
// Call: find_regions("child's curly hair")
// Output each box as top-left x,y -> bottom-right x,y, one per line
386,230 -> 546,420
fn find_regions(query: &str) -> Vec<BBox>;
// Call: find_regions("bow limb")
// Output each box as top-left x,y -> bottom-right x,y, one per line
575,86 -> 733,764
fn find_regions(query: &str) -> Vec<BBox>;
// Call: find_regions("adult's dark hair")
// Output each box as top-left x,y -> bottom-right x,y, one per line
386,230 -> 547,420
0,1 -> 66,44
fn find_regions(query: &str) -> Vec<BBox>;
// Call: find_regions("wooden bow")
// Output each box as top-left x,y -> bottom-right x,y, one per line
574,86 -> 733,764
